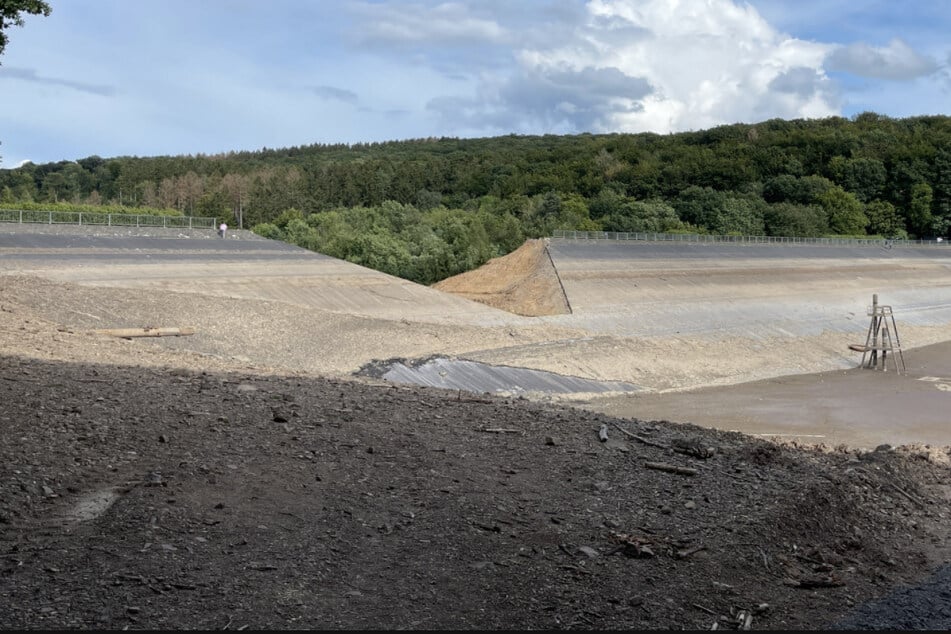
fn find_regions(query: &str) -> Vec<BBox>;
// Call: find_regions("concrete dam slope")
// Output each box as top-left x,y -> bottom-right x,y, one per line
0,227 -> 523,326
3,224 -> 951,447
546,239 -> 951,341
440,237 -> 951,393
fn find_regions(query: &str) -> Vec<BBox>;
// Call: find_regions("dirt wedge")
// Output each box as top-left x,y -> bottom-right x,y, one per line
433,238 -> 570,316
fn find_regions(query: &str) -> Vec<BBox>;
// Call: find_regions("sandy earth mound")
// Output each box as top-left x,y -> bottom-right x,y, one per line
433,239 -> 570,316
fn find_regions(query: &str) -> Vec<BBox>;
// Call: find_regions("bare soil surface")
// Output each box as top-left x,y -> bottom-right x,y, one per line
432,239 -> 570,316
1,270 -> 951,630
0,228 -> 951,630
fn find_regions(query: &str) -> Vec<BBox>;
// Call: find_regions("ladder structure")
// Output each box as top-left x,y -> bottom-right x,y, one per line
851,294 -> 906,373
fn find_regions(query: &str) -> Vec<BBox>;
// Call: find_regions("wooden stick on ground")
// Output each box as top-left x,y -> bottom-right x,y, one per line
94,327 -> 195,338
887,482 -> 925,507
644,462 -> 697,476
611,422 -> 669,449
677,544 -> 707,559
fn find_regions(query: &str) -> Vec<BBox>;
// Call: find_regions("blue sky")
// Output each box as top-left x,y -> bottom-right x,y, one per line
1,0 -> 948,167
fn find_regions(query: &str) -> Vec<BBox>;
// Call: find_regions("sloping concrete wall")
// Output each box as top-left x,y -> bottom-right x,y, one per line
461,239 -> 951,391
5,227 -> 951,394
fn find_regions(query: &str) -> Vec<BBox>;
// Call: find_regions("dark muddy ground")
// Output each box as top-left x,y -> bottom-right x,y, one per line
0,338 -> 949,629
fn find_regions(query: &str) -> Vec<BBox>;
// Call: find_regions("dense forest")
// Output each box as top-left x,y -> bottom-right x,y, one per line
2,112 -> 951,284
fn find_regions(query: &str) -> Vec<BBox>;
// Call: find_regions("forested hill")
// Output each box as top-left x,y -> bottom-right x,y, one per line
2,112 -> 951,284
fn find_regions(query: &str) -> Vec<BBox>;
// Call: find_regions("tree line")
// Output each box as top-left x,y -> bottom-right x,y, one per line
2,112 -> 951,284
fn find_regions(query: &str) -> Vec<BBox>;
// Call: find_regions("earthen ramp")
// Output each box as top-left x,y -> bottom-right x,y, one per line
432,239 -> 570,316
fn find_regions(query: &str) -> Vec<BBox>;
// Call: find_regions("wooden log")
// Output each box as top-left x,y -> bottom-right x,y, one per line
676,544 -> 707,559
94,327 -> 195,338
598,424 -> 609,442
611,422 -> 669,449
644,461 -> 697,476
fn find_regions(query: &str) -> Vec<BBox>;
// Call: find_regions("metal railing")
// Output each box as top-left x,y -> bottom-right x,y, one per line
0,209 -> 216,229
551,230 -> 949,248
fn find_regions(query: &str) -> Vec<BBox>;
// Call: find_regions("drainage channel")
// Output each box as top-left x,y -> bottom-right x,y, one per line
356,355 -> 640,396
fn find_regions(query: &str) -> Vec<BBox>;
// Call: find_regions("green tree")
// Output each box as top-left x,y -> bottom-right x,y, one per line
827,156 -> 886,202
282,217 -> 321,251
347,232 -> 413,278
764,202 -> 829,237
817,186 -> 868,235
41,170 -> 65,202
864,200 -> 904,238
673,186 -> 722,228
537,190 -> 562,219
763,174 -> 834,205
931,147 -> 951,237
3,166 -> 37,201
601,199 -> 685,233
588,187 -> 626,220
0,1 -> 50,59
715,196 -> 766,236
477,209 -> 524,254
908,182 -> 934,238
251,222 -> 282,240
554,193 -> 598,231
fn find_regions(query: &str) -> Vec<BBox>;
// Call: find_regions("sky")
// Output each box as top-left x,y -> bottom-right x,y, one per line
0,0 -> 949,168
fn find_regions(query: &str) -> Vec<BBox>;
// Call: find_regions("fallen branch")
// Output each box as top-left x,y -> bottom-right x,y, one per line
887,482 -> 925,507
94,327 -> 195,338
783,574 -> 844,589
611,423 -> 669,449
644,462 -> 697,476
480,428 -> 521,434
456,390 -> 493,404
672,438 -> 715,459
676,544 -> 707,559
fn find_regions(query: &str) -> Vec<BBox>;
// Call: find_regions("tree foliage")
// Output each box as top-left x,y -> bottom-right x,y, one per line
4,112 -> 951,284
0,0 -> 50,59
0,0 -> 51,165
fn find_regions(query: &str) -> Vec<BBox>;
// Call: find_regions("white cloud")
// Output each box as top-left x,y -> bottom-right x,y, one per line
827,39 -> 940,81
353,1 -> 506,47
428,0 -> 841,135
3,0 -> 949,165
